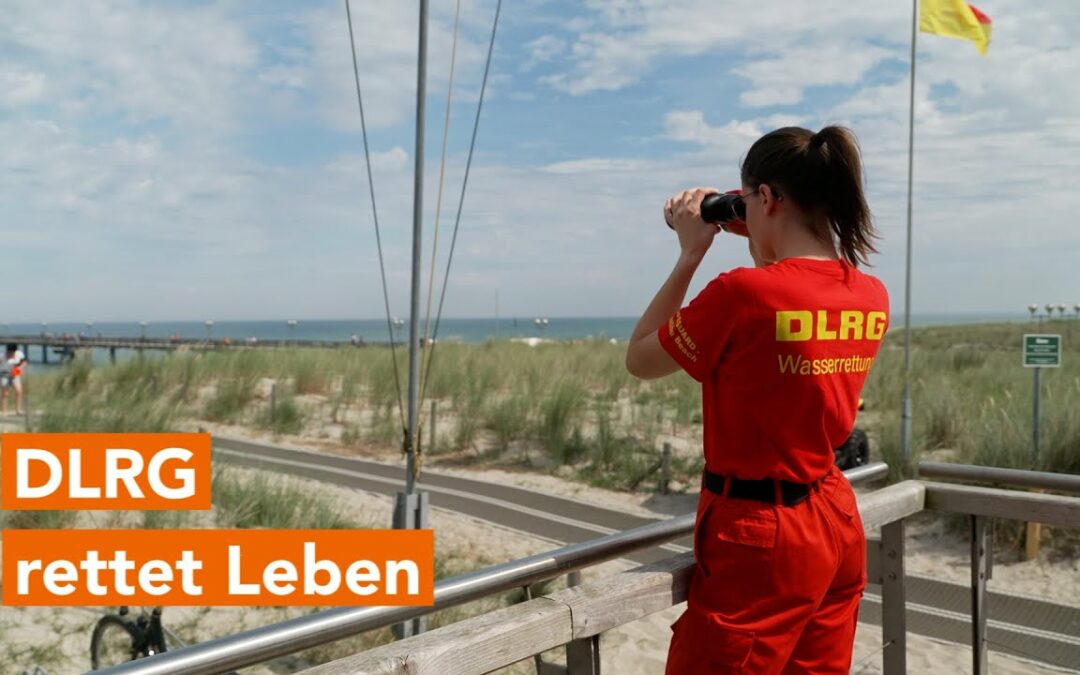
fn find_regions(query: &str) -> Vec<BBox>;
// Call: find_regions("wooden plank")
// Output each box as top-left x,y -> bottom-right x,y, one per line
546,552 -> 694,640
857,480 -> 925,529
923,481 -> 1080,529
302,656 -> 404,675
300,599 -> 572,675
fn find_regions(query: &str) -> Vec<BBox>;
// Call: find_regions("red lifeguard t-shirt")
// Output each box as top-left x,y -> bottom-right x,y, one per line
658,257 -> 889,483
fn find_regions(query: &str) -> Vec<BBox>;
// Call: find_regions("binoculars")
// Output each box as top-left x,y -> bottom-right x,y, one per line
666,191 -> 749,237
701,192 -> 745,226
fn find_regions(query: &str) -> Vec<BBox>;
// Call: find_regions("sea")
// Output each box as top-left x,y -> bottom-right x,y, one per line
0,311 -> 1051,372
1,312 -> 1032,347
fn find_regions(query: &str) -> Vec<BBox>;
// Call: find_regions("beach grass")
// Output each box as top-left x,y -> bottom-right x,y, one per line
25,319 -> 1080,489
211,467 -> 362,530
0,509 -> 79,530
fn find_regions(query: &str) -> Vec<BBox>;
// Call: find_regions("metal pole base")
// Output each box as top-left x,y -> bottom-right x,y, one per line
392,491 -> 429,639
900,386 -> 913,476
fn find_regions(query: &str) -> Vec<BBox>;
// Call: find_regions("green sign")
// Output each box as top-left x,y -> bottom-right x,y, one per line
1023,334 -> 1061,368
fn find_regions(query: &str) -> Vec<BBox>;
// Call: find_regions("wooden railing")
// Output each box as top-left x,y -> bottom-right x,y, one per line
98,465 -> 888,675
300,482 -> 928,675
96,465 -> 1080,675
299,480 -> 1080,675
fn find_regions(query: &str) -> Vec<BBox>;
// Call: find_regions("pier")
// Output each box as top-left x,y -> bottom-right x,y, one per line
0,334 -> 368,365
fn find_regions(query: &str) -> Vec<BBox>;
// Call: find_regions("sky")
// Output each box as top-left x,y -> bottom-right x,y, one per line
2,0 -> 1078,323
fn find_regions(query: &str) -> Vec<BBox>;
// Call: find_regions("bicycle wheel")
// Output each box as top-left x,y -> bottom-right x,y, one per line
90,614 -> 139,670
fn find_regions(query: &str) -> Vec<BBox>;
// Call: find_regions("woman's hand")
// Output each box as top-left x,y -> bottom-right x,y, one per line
664,187 -> 720,260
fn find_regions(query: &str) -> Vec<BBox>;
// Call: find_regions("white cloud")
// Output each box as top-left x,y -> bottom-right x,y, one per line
371,146 -> 410,172
258,65 -> 307,89
328,146 -> 408,174
1,0 -> 259,130
663,111 -> 760,150
740,87 -> 802,108
0,68 -> 46,106
547,1 -> 903,96
540,158 -> 646,174
737,43 -> 893,107
523,35 -> 565,71
0,118 -> 264,249
545,32 -> 652,94
304,0 -> 497,132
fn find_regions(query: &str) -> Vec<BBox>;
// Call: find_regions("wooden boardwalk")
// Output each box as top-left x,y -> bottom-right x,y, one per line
216,437 -> 1080,672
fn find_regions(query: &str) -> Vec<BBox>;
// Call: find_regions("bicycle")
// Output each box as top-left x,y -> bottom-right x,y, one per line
90,606 -> 170,670
90,606 -> 242,673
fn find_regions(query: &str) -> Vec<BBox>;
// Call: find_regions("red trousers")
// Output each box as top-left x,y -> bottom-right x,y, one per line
665,465 -> 865,674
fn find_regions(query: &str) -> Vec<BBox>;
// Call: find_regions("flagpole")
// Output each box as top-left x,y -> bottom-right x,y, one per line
901,0 -> 918,469
407,0 -> 428,498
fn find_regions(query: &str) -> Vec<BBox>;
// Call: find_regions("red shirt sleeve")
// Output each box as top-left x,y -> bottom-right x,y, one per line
657,272 -> 741,382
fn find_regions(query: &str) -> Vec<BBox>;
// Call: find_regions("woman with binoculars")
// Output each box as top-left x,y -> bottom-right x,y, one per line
626,126 -> 889,673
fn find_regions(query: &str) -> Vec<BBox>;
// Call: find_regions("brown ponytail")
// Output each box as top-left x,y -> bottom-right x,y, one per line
740,126 -> 879,267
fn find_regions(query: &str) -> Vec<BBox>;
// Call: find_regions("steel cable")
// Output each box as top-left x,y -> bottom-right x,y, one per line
344,0 -> 407,437
419,0 -> 503,410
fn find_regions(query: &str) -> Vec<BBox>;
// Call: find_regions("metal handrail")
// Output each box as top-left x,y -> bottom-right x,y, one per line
98,463 -> 888,675
844,461 -> 890,485
918,461 -> 1080,493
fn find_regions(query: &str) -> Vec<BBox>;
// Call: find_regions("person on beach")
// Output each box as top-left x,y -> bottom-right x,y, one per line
2,343 -> 27,415
626,126 -> 889,673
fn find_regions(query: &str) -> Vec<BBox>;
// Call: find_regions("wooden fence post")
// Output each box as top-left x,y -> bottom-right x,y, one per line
659,443 -> 672,496
1024,489 -> 1046,561
430,399 -> 437,454
881,520 -> 907,675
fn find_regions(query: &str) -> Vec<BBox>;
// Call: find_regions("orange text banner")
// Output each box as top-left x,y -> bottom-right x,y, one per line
3,529 -> 435,606
1,433 -> 211,510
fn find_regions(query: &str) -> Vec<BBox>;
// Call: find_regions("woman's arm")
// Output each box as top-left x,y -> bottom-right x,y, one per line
625,253 -> 702,379
626,187 -> 718,379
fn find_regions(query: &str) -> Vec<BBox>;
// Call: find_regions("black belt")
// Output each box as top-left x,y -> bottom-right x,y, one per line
703,469 -> 824,507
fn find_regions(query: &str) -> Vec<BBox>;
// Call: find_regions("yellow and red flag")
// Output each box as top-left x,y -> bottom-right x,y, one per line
920,0 -> 992,55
